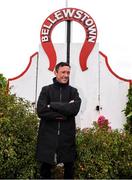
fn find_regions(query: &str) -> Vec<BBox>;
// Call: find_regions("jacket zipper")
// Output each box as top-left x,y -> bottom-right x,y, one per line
57,122 -> 60,135
54,87 -> 62,163
57,87 -> 62,135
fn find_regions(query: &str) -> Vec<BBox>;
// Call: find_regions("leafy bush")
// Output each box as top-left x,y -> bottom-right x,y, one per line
124,84 -> 132,133
0,74 -> 7,89
0,85 -> 39,178
75,126 -> 132,179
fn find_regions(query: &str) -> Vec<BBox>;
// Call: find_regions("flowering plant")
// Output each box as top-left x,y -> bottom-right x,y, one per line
96,115 -> 111,131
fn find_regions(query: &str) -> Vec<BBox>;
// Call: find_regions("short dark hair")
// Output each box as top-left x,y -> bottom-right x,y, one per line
55,62 -> 71,72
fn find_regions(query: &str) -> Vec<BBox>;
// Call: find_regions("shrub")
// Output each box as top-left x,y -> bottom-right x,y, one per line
124,84 -> 132,134
75,126 -> 132,179
0,74 -> 7,89
0,85 -> 39,178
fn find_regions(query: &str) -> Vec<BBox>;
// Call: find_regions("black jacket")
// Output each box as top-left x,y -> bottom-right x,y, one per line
36,78 -> 81,164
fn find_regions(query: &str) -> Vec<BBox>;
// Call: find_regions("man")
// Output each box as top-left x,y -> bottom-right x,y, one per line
36,62 -> 81,179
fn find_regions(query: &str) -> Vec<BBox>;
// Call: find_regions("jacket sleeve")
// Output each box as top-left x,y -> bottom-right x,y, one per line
50,88 -> 81,117
37,86 -> 66,120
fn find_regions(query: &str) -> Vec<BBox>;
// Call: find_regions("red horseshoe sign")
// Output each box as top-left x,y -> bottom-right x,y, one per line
40,8 -> 97,71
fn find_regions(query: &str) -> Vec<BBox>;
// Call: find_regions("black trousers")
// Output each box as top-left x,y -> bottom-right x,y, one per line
40,162 -> 74,179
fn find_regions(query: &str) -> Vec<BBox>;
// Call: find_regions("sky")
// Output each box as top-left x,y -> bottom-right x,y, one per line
0,0 -> 132,80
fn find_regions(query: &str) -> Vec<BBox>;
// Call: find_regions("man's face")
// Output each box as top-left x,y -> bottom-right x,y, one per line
54,65 -> 70,84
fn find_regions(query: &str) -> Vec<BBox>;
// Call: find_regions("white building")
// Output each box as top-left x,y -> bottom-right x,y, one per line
8,8 -> 131,129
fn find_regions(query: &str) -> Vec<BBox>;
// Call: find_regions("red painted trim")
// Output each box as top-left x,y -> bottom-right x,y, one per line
7,52 -> 38,91
99,51 -> 132,86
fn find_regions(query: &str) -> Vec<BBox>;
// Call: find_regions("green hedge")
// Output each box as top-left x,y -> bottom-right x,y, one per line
124,85 -> 132,133
0,74 -> 7,89
0,88 -> 39,178
75,127 -> 132,179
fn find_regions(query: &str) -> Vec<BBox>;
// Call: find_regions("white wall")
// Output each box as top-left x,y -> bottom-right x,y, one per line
9,43 -> 129,129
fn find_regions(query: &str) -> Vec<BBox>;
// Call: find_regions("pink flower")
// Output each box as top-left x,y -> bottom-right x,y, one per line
97,115 -> 111,130
97,115 -> 106,128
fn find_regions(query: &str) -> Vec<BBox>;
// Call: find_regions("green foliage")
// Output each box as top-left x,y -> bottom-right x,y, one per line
124,85 -> 132,133
75,127 -> 132,179
0,86 -> 39,178
0,74 -> 7,90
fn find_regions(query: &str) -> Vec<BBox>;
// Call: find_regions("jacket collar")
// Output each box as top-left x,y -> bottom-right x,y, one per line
53,77 -> 69,87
